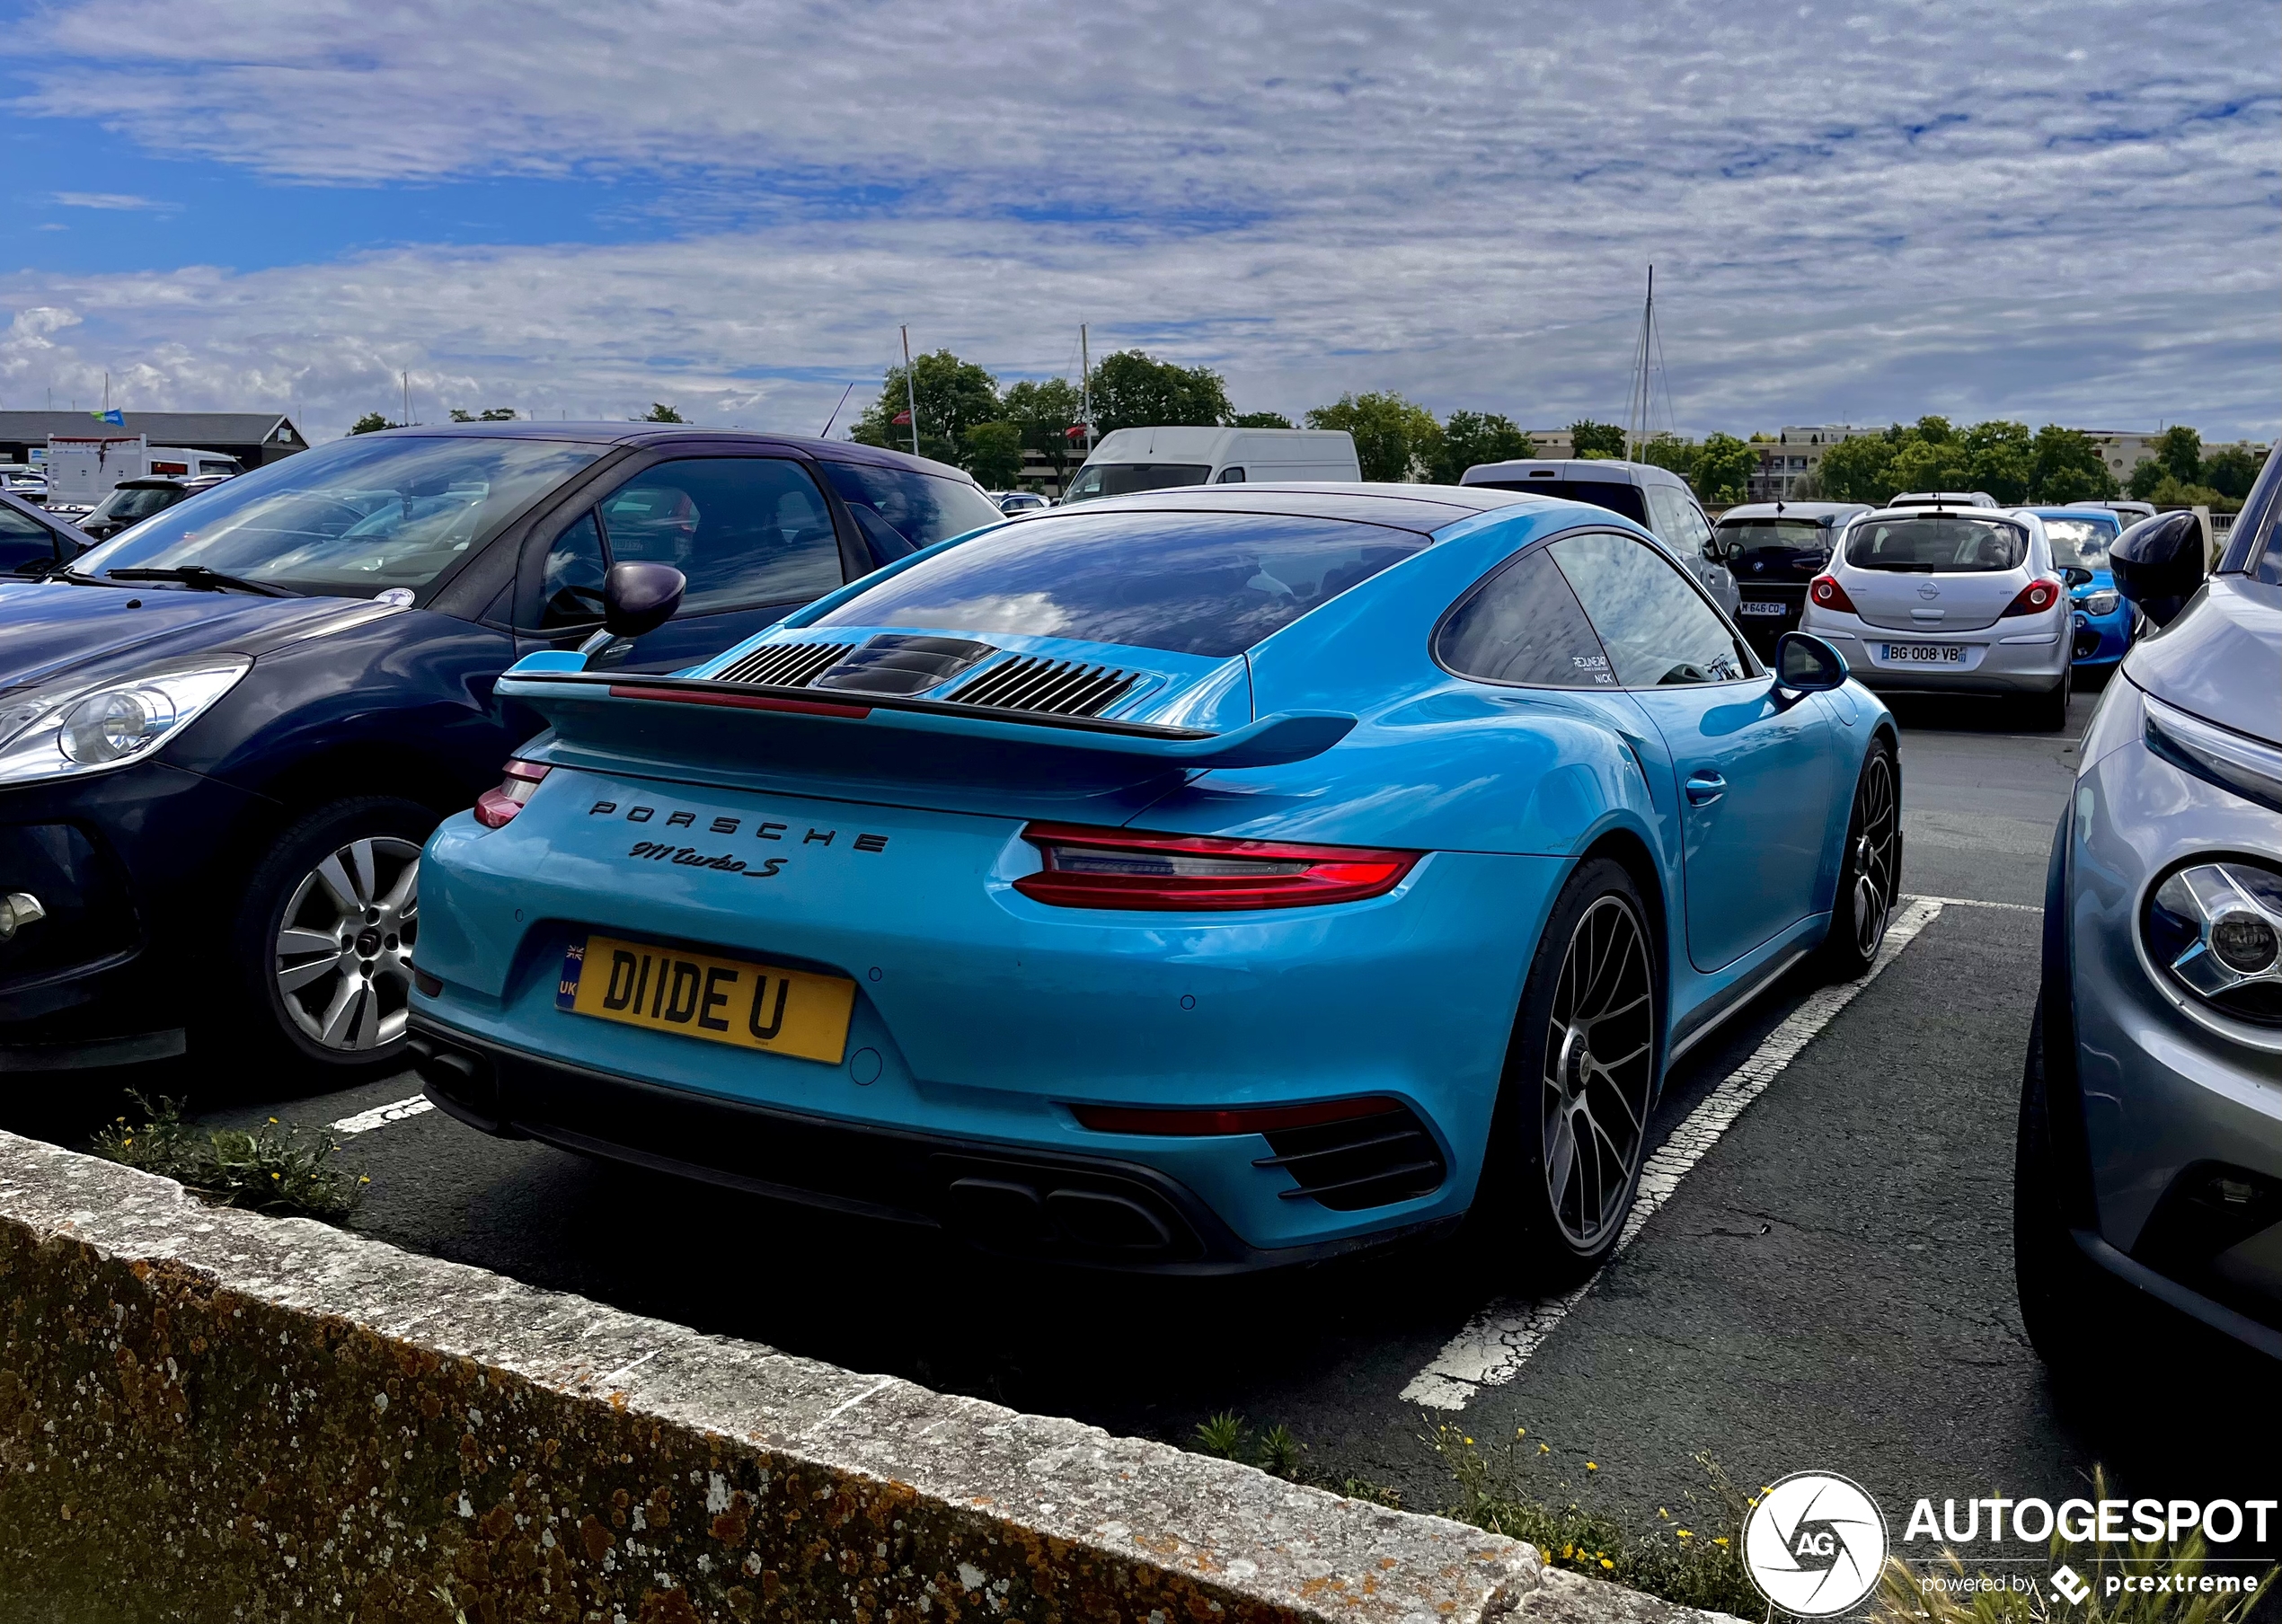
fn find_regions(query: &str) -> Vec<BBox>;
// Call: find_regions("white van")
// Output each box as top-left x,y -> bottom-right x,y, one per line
1059,427 -> 1359,503
42,436 -> 242,514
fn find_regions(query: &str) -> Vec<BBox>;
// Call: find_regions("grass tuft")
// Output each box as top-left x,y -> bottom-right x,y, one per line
92,1092 -> 366,1222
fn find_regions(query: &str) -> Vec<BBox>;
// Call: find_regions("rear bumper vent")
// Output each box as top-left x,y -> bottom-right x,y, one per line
947,656 -> 1139,717
1256,1103 -> 1446,1211
714,640 -> 854,687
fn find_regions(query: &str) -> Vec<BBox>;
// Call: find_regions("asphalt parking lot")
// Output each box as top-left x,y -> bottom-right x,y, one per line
13,677 -> 2276,1540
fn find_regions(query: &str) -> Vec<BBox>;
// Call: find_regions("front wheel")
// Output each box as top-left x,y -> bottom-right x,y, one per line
216,796 -> 436,1079
1477,858 -> 1659,1285
1817,737 -> 1900,981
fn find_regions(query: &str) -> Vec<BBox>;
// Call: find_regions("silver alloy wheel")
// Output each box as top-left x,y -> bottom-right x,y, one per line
273,836 -> 420,1052
1541,894 -> 1656,1250
1851,753 -> 1899,960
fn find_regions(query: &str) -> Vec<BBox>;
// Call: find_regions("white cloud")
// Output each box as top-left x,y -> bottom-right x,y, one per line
51,191 -> 180,210
4,0 -> 2275,441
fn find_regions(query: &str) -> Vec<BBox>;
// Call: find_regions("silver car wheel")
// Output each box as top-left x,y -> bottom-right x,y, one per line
1851,752 -> 1898,960
274,835 -> 420,1052
1541,894 -> 1656,1250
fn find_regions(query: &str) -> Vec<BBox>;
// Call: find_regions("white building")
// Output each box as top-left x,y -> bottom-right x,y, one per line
1747,426 -> 1885,501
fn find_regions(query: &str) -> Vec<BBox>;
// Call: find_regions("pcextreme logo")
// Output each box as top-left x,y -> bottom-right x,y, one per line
1744,1472 -> 1889,1617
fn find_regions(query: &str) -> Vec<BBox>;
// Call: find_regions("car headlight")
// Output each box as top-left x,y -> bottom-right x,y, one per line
2081,590 -> 2119,616
0,657 -> 252,786
2143,860 -> 2282,1028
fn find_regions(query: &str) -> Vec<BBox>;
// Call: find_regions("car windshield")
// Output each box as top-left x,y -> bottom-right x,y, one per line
2039,515 -> 2118,569
816,460 -> 1004,550
74,434 -> 606,598
1844,515 -> 2028,573
1060,463 -> 1212,503
813,510 -> 1428,658
1471,479 -> 1649,525
1714,518 -> 1829,562
91,485 -> 182,523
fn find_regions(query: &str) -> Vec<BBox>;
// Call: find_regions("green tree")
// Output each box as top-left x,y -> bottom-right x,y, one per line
1632,433 -> 1697,484
2205,445 -> 2263,500
1693,434 -> 1758,504
1569,419 -> 1627,459
2154,425 -> 2203,484
1000,377 -> 1086,489
1961,419 -> 2033,506
1430,410 -> 1535,483
2143,472 -> 2227,512
961,421 -> 1025,489
2027,425 -> 2118,505
1232,410 -> 1295,429
1087,350 -> 1232,435
449,407 -> 518,422
641,402 -> 685,423
348,411 -> 400,436
2127,458 -> 2167,499
1818,428 -> 1904,505
1887,435 -> 1974,496
851,349 -> 1001,466
1305,392 -> 1443,481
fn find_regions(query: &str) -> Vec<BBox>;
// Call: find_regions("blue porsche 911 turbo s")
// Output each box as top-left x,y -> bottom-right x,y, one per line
408,484 -> 1902,1275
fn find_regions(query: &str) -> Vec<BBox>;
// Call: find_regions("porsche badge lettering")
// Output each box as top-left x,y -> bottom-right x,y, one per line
586,799 -> 890,877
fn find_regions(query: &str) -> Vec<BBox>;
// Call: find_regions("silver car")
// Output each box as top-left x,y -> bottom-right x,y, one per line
1798,501 -> 2074,730
2015,442 -> 2282,1372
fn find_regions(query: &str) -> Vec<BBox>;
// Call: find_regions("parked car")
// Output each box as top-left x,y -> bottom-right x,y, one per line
2069,499 -> 2158,527
2027,506 -> 2133,674
992,490 -> 1052,517
408,483 -> 1898,1275
1798,499 -> 2074,729
0,489 -> 95,578
1059,427 -> 1360,502
2015,442 -> 2282,1374
0,422 -> 1001,1074
1707,502 -> 1871,658
77,475 -> 220,543
1460,458 -> 1738,616
1891,490 -> 1999,508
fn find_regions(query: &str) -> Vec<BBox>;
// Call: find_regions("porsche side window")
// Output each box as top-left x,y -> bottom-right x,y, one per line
536,512 -> 607,628
1435,545 -> 1616,688
597,458 -> 843,615
1550,532 -> 1750,687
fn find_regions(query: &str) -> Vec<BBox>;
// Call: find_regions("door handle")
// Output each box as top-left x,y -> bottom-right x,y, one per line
1685,770 -> 1727,806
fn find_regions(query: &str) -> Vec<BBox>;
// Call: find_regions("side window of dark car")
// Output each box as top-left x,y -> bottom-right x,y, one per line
1435,544 -> 1616,688
537,513 -> 608,628
0,504 -> 59,575
1549,532 -> 1752,686
595,458 -> 843,614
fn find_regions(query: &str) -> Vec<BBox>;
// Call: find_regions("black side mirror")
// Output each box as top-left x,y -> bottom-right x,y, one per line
1775,631 -> 1849,693
2110,511 -> 2205,628
2060,565 -> 2094,587
579,561 -> 685,667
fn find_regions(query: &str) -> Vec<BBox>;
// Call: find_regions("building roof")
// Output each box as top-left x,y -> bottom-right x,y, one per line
0,410 -> 306,447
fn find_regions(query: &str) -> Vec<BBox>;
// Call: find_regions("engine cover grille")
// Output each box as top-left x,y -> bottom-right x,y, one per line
946,656 -> 1139,717
713,641 -> 855,688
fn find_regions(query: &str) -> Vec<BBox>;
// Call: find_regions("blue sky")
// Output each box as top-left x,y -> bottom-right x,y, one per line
2,0 -> 2275,445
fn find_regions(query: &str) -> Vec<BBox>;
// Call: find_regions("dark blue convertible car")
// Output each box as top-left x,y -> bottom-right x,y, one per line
0,422 -> 1000,1075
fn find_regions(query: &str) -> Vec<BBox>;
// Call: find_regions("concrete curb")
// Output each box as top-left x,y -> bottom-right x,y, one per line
0,1129 -> 1738,1624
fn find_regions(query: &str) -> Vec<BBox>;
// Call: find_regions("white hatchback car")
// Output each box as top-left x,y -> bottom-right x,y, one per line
1800,503 -> 2074,730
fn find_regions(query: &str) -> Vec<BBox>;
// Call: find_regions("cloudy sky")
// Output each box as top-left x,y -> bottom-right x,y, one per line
1,0 -> 2274,445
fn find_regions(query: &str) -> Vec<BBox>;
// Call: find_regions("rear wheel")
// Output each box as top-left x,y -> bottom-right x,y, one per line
214,796 -> 435,1080
1477,859 -> 1658,1285
2025,666 -> 2071,733
1817,737 -> 1899,981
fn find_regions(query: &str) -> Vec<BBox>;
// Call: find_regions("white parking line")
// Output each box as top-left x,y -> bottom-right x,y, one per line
328,1093 -> 435,1135
1911,894 -> 2040,913
1399,895 -> 1945,1410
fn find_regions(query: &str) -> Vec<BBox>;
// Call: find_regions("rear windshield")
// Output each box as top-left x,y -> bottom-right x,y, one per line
814,510 -> 1428,658
1844,514 -> 2028,573
817,459 -> 1003,552
1713,518 -> 1830,562
1471,479 -> 1647,525
2039,515 -> 2118,569
75,434 -> 608,598
1060,463 -> 1211,503
93,485 -> 182,522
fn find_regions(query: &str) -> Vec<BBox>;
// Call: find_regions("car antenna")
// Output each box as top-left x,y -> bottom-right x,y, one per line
818,382 -> 855,438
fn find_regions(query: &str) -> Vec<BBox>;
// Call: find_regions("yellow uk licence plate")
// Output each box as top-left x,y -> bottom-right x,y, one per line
557,932 -> 855,1064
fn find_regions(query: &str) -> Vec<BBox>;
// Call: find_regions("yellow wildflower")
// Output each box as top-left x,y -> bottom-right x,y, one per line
1601,1558 -> 1614,1570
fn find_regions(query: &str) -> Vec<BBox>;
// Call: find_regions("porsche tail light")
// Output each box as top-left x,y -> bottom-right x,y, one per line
1808,574 -> 1857,614
473,759 -> 551,828
1014,823 -> 1419,911
2002,578 -> 2065,617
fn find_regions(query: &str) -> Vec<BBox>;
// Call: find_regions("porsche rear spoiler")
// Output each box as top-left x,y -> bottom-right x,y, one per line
497,665 -> 1355,794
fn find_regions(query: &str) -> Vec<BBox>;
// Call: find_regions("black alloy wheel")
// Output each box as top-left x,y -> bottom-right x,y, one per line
1818,738 -> 1899,981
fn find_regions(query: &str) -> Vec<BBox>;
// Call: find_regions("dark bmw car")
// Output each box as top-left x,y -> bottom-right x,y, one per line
1707,501 -> 1871,658
0,422 -> 1002,1074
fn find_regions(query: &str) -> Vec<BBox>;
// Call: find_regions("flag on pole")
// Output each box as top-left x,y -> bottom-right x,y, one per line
892,410 -> 913,426
1064,423 -> 1087,439
91,408 -> 126,426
